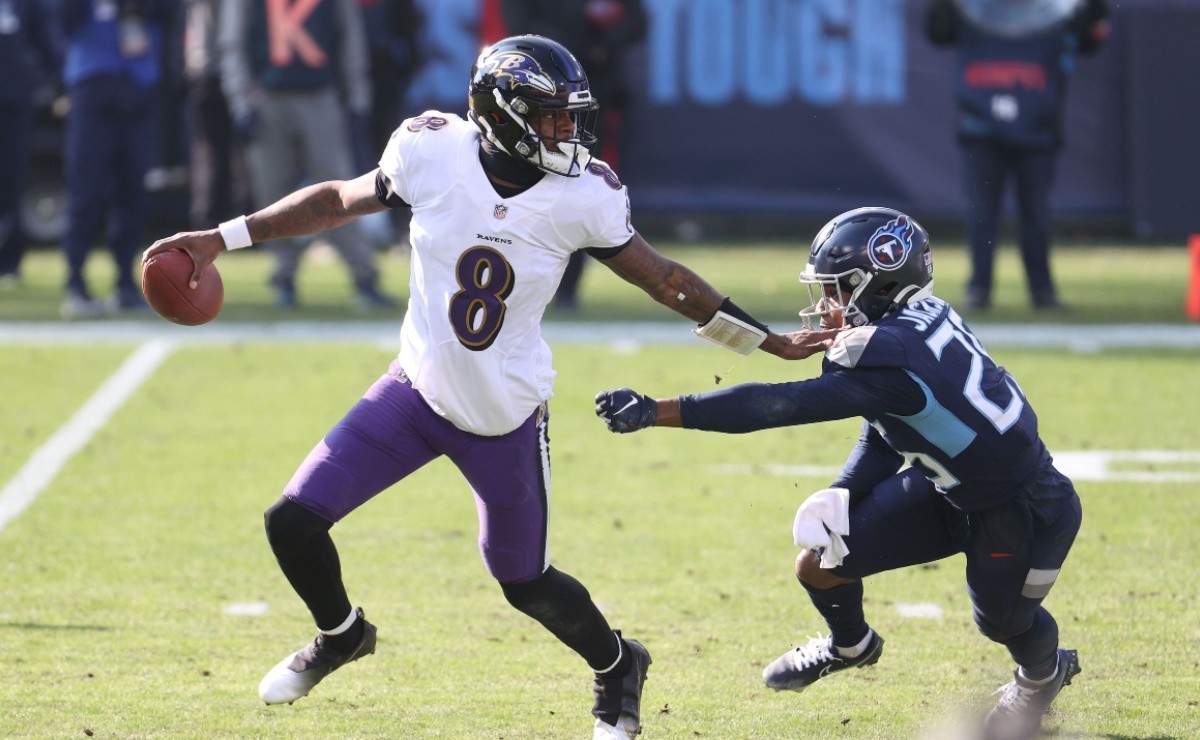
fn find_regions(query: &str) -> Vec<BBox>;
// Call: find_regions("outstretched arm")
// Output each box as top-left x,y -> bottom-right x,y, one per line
596,368 -> 921,435
142,169 -> 387,287
599,234 -> 841,360
598,233 -> 723,322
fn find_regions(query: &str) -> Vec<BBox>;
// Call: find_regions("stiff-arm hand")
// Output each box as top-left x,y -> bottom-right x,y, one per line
762,327 -> 847,360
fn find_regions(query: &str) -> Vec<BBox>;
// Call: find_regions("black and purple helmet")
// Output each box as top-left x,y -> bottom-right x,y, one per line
468,35 -> 599,176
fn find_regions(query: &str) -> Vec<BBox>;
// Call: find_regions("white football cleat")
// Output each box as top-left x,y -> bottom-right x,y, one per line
984,648 -> 1080,740
258,609 -> 377,705
593,714 -> 640,740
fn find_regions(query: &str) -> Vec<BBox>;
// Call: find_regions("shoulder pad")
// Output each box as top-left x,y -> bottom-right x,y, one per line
826,325 -> 907,369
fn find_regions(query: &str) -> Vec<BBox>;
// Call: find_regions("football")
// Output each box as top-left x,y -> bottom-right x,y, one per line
141,249 -> 224,326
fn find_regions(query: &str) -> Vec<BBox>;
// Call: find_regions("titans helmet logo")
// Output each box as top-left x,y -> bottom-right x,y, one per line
480,52 -> 557,96
867,216 -> 915,271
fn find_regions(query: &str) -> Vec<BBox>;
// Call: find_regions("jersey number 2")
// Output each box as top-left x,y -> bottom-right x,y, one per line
926,315 -> 1024,433
450,246 -> 515,351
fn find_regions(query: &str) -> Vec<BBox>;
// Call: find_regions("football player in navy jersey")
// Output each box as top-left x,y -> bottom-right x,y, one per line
596,207 -> 1083,740
144,34 -> 838,739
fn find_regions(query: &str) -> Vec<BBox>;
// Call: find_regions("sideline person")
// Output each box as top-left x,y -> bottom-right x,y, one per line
927,0 -> 1110,311
0,0 -> 60,286
59,0 -> 179,318
217,0 -> 395,309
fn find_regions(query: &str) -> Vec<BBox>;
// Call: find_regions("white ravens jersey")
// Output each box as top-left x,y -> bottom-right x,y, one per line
377,112 -> 634,436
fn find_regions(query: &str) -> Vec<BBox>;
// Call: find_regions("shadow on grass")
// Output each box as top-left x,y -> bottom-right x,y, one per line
0,621 -> 113,631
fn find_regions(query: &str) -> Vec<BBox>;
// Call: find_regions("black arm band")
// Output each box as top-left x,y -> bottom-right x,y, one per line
374,169 -> 410,209
710,297 -> 769,333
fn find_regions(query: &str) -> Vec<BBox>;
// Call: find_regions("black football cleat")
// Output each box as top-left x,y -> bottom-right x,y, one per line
592,634 -> 652,739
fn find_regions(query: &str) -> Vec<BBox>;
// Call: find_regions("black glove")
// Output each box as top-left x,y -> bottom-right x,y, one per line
595,388 -> 657,434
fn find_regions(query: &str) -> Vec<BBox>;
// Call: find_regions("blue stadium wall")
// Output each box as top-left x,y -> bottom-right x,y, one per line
407,0 -> 1197,239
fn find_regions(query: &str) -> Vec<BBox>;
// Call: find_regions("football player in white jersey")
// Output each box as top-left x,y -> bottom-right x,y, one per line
144,34 -> 838,738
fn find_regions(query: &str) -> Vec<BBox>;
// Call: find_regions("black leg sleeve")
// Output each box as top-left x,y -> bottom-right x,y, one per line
501,565 -> 622,673
263,496 -> 353,631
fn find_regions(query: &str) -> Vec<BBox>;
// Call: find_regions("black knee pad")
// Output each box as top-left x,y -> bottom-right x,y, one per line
501,566 -> 592,625
974,609 -> 1022,643
264,497 -> 332,552
982,608 -> 1060,667
501,567 -> 559,614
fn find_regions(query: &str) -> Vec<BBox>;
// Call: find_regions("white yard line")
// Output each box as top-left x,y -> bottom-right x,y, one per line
0,339 -> 176,534
710,450 -> 1200,484
1,321 -> 1199,349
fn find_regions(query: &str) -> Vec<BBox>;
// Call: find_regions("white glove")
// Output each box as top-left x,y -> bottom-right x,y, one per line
792,487 -> 851,568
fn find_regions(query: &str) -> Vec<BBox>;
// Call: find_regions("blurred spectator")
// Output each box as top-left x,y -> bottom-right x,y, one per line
0,0 -> 60,287
927,0 -> 1110,311
499,0 -> 646,311
351,0 -> 421,251
183,0 -> 242,227
218,0 -> 395,309
58,0 -> 179,319
353,0 -> 419,164
148,2 -> 188,196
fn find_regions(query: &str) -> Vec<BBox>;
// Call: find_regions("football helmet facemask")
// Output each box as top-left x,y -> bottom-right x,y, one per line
468,35 -> 598,177
799,207 -> 934,329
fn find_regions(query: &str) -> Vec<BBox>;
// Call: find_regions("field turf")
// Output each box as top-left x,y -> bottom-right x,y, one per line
1,242 -> 1197,737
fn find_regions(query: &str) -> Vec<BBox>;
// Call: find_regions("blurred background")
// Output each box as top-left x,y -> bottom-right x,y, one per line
4,0 -> 1198,298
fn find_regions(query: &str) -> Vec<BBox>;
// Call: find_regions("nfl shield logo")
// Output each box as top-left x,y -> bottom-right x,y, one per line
493,204 -> 508,220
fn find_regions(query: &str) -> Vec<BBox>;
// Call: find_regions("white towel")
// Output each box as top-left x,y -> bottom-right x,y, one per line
792,487 -> 851,568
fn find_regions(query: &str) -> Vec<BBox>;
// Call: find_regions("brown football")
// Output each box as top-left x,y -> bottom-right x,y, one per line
141,249 -> 224,326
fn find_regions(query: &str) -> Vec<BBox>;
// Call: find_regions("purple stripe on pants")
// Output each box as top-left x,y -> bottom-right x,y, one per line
283,366 -> 550,583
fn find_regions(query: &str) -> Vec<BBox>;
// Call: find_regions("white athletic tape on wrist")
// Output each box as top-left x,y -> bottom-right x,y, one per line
218,215 -> 253,250
693,310 -> 768,355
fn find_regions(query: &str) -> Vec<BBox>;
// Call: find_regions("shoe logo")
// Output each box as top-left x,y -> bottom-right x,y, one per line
990,552 -> 1015,558
817,664 -> 835,678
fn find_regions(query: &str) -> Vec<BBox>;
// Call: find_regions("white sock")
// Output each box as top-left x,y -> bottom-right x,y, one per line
319,606 -> 359,636
835,630 -> 874,659
1018,656 -> 1059,686
595,632 -> 625,675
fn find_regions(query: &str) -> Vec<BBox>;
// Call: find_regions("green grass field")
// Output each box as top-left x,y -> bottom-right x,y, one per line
1,241 -> 1199,738
2,339 -> 1199,738
0,238 -> 1192,324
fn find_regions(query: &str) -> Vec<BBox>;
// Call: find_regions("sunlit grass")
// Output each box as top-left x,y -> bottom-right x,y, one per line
0,239 -> 1191,324
1,340 -> 1197,737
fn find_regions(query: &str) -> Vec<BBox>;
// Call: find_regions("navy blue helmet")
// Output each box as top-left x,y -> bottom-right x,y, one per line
799,207 -> 935,327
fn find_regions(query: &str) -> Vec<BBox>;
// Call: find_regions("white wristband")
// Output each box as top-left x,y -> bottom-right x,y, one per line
218,215 -> 253,250
693,310 -> 769,355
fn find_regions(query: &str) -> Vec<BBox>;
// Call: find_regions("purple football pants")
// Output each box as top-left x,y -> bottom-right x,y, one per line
283,363 -> 551,584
